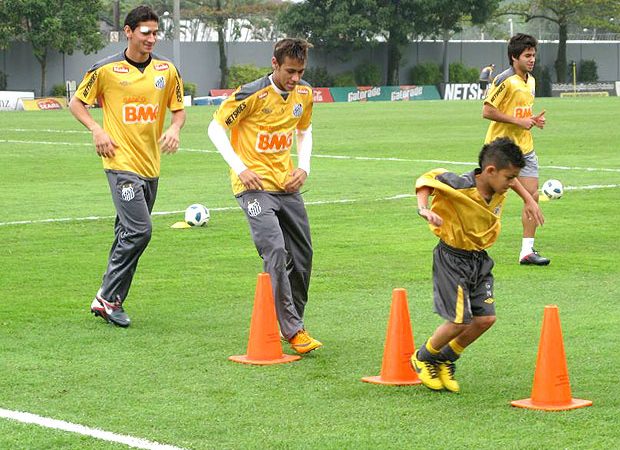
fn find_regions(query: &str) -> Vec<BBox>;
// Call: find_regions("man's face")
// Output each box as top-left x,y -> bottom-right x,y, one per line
125,20 -> 158,55
486,165 -> 521,195
513,47 -> 536,73
272,56 -> 306,91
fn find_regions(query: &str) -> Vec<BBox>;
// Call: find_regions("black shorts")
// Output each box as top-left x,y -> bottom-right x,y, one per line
479,81 -> 488,90
432,241 -> 496,324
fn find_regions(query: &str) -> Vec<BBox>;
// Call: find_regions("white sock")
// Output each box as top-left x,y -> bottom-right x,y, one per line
520,238 -> 535,260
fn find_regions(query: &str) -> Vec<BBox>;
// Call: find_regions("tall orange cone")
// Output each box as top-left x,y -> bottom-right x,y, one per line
229,273 -> 301,365
511,305 -> 592,410
362,288 -> 422,385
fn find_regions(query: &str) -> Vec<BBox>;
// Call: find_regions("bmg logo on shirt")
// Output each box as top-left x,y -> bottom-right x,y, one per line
514,105 -> 532,118
123,104 -> 159,124
255,131 -> 293,153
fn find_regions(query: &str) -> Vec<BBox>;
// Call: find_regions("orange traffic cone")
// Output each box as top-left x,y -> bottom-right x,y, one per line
362,288 -> 422,385
229,273 -> 301,365
511,305 -> 592,410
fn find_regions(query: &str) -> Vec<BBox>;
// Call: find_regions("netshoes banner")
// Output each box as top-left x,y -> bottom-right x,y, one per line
21,97 -> 67,111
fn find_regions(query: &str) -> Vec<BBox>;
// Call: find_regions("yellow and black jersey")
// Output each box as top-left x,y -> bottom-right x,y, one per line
416,168 -> 507,251
74,51 -> 184,178
213,75 -> 313,195
484,67 -> 536,154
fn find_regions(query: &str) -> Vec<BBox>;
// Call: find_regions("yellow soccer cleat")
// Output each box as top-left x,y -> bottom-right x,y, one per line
437,361 -> 460,393
289,330 -> 323,354
410,351 -> 443,391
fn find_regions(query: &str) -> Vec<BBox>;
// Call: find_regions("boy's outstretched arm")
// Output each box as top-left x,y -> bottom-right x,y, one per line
416,186 -> 443,226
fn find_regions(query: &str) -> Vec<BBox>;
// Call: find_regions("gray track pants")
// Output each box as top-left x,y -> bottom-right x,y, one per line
99,170 -> 158,303
237,191 -> 313,340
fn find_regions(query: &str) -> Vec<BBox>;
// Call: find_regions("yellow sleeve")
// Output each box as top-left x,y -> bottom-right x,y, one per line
74,69 -> 102,105
213,89 -> 254,129
415,168 -> 449,192
485,77 -> 509,109
168,65 -> 185,111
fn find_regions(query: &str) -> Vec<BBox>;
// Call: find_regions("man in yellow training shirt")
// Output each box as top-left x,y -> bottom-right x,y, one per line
208,38 -> 321,355
483,33 -> 549,266
411,138 -> 544,392
69,5 -> 185,327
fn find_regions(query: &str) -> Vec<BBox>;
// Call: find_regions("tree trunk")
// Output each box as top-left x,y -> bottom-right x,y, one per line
554,21 -> 568,82
37,52 -> 47,97
386,35 -> 401,85
442,30 -> 450,83
216,0 -> 228,89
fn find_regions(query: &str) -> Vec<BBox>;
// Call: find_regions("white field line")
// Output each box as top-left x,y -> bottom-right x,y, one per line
1,184 -> 619,228
0,408 -> 185,450
2,138 -> 620,173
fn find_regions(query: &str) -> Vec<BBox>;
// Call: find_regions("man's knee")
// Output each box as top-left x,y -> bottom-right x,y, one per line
128,224 -> 152,248
476,315 -> 496,331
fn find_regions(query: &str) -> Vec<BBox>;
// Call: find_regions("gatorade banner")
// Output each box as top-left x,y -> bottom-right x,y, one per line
21,97 -> 67,111
312,87 -> 333,103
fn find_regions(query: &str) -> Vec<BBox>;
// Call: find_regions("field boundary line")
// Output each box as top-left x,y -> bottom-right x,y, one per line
2,138 -> 620,173
1,185 -> 618,227
0,408 -> 185,450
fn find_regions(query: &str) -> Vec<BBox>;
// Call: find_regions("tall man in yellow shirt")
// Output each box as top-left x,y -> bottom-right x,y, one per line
208,38 -> 321,354
69,5 -> 185,327
483,34 -> 549,265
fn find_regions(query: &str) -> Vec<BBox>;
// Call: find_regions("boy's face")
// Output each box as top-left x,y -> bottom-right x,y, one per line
125,20 -> 158,55
272,56 -> 306,91
512,46 -> 536,73
485,164 -> 521,195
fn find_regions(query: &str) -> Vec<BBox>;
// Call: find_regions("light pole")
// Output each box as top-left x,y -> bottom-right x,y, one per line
508,18 -> 513,37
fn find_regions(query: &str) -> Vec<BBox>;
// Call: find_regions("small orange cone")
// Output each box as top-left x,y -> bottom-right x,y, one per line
511,305 -> 592,410
362,288 -> 422,385
229,273 -> 301,365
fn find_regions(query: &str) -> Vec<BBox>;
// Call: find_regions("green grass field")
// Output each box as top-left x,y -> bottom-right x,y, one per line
1,98 -> 619,449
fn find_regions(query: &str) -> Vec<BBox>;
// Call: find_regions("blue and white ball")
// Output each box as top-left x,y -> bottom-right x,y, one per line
184,203 -> 210,226
541,179 -> 563,200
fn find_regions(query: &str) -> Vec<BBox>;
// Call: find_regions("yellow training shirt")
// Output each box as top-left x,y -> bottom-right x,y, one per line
416,168 -> 507,251
484,68 -> 536,154
75,51 -> 184,178
213,76 -> 313,195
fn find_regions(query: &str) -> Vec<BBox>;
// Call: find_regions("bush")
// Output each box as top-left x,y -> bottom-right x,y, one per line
354,62 -> 382,86
183,82 -> 197,98
302,67 -> 334,87
227,64 -> 270,89
448,62 -> 479,83
409,62 -> 442,85
578,60 -> 598,82
50,84 -> 66,97
333,71 -> 356,87
532,64 -> 552,97
0,71 -> 6,90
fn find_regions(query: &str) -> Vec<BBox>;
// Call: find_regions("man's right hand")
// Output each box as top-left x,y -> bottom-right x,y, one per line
239,169 -> 264,191
92,126 -> 118,158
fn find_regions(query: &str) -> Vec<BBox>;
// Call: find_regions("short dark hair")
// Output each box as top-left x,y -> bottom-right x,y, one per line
479,138 -> 525,170
124,5 -> 159,31
507,33 -> 537,66
273,38 -> 313,65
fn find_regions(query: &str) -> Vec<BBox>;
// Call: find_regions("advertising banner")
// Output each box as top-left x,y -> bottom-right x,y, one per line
209,89 -> 235,97
616,81 -> 620,96
0,91 -> 35,111
439,83 -> 484,100
312,87 -> 334,103
388,85 -> 441,101
551,82 -> 616,97
20,97 -> 67,111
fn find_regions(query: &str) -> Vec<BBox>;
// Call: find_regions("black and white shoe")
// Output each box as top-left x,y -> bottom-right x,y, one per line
90,295 -> 131,327
520,249 -> 550,266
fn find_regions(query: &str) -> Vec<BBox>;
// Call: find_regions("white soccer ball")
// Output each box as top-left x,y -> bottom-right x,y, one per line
184,203 -> 210,226
541,179 -> 563,200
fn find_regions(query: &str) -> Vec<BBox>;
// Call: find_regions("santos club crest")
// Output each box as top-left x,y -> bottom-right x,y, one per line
247,199 -> 261,217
